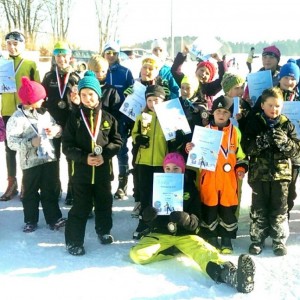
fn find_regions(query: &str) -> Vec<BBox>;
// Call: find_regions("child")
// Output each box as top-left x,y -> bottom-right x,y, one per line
62,71 -> 122,256
186,96 -> 248,254
6,77 -> 66,233
129,152 -> 255,294
241,87 -> 300,256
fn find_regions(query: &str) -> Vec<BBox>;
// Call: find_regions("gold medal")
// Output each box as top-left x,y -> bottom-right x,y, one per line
58,100 -> 66,109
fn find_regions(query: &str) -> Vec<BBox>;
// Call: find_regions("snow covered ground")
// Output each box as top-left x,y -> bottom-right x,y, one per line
0,141 -> 300,300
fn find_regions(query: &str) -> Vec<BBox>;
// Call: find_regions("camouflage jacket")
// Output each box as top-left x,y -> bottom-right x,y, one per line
241,113 -> 300,182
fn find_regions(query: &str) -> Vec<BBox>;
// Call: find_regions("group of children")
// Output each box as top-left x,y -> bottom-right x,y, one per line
2,32 -> 300,294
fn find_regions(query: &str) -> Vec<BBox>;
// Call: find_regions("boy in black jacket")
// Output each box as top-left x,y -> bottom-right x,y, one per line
129,152 -> 255,294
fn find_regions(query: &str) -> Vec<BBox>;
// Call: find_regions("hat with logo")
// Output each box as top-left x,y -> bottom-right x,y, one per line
163,152 -> 186,173
5,31 -> 25,43
221,72 -> 245,94
279,59 -> 300,84
211,95 -> 233,114
103,41 -> 120,53
18,77 -> 46,105
53,41 -> 72,55
145,85 -> 166,100
78,71 -> 102,99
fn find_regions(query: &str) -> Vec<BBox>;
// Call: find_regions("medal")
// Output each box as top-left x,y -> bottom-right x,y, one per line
58,100 -> 66,109
223,163 -> 232,172
94,144 -> 103,156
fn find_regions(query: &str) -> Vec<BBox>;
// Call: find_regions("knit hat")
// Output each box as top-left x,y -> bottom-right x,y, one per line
181,75 -> 199,93
211,95 -> 233,114
221,72 -> 245,94
103,41 -> 120,53
151,39 -> 167,51
163,152 -> 186,173
196,61 -> 216,82
53,41 -> 72,55
5,30 -> 25,43
145,85 -> 166,100
262,45 -> 281,62
279,59 -> 300,84
78,71 -> 102,99
18,77 -> 46,105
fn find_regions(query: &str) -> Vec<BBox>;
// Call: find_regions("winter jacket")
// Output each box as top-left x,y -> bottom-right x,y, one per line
6,106 -> 60,170
241,113 -> 300,182
42,69 -> 81,128
62,105 -> 122,184
100,81 -> 121,119
1,55 -> 40,116
158,64 -> 179,100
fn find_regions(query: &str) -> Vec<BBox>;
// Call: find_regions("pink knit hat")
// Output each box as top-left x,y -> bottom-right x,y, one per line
18,77 -> 46,105
163,152 -> 186,173
262,45 -> 281,61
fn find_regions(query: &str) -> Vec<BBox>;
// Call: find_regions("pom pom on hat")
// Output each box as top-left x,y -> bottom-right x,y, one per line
196,61 -> 216,82
145,85 -> 166,100
78,71 -> 102,99
221,72 -> 245,94
279,59 -> 300,84
103,41 -> 120,53
53,41 -> 72,55
18,77 -> 46,105
262,45 -> 281,62
163,152 -> 186,173
181,75 -> 200,93
211,95 -> 233,114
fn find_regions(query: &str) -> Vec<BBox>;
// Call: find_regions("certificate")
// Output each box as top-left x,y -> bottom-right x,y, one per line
186,125 -> 223,171
154,98 -> 191,141
282,101 -> 300,138
152,173 -> 184,215
230,97 -> 240,127
190,36 -> 222,61
0,59 -> 16,93
119,81 -> 146,121
246,70 -> 273,106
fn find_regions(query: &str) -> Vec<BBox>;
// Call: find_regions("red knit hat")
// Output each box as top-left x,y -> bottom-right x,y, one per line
163,152 -> 186,173
18,77 -> 46,105
196,61 -> 216,82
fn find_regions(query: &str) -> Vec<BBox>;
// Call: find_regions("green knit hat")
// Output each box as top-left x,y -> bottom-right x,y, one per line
78,71 -> 102,99
221,72 -> 245,94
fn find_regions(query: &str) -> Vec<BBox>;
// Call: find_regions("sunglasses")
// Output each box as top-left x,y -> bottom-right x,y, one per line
105,50 -> 118,55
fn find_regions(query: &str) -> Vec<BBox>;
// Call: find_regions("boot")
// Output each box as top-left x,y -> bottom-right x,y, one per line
114,175 -> 128,200
0,176 -> 18,201
220,237 -> 233,254
206,254 -> 255,293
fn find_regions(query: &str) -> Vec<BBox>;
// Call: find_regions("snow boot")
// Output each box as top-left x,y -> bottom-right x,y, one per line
114,175 -> 128,200
220,237 -> 233,254
67,244 -> 85,256
98,234 -> 114,245
249,240 -> 265,255
0,176 -> 18,201
272,240 -> 287,256
206,254 -> 255,293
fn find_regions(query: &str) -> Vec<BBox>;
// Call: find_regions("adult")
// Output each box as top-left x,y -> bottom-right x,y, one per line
0,30 -> 40,201
103,41 -> 134,200
246,47 -> 258,73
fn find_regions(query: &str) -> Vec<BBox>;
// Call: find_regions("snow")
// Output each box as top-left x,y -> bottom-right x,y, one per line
1,141 -> 300,300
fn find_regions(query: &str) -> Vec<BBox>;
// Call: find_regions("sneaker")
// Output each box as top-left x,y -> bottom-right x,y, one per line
131,202 -> 141,218
236,254 -> 255,293
98,234 -> 114,245
249,241 -> 264,255
220,237 -> 233,254
67,244 -> 85,256
49,217 -> 67,230
23,223 -> 37,233
207,237 -> 220,249
272,241 -> 287,256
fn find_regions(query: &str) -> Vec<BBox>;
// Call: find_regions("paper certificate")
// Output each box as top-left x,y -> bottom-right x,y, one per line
246,70 -> 273,106
282,102 -> 300,138
190,36 -> 222,61
230,97 -> 240,127
152,173 -> 184,215
0,59 -> 16,93
119,81 -> 146,121
154,98 -> 191,141
186,125 -> 223,171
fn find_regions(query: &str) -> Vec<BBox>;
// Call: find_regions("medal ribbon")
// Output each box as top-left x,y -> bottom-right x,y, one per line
56,66 -> 70,99
15,59 -> 24,74
80,109 -> 102,145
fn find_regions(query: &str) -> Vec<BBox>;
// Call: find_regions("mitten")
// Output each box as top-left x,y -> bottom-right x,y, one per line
256,131 -> 272,151
142,206 -> 158,223
273,129 -> 292,151
135,134 -> 150,148
169,211 -> 199,231
124,85 -> 134,97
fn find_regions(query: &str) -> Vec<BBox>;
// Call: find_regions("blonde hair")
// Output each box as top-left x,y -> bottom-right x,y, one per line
88,54 -> 109,71
142,57 -> 159,69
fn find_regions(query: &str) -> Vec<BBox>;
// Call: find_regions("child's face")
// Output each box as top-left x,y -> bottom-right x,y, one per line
146,96 -> 164,111
91,66 -> 108,82
181,83 -> 194,99
261,96 -> 283,119
29,99 -> 44,109
6,40 -> 25,57
227,84 -> 245,98
80,88 -> 100,109
55,54 -> 71,69
279,76 -> 297,92
140,63 -> 158,81
195,66 -> 210,83
164,163 -> 183,173
213,108 -> 231,126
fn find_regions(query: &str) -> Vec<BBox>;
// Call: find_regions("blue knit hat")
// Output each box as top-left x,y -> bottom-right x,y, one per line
279,59 -> 300,84
78,71 -> 102,99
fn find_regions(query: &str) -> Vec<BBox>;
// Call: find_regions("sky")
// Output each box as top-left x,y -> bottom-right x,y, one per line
67,0 -> 300,51
1,138 -> 300,300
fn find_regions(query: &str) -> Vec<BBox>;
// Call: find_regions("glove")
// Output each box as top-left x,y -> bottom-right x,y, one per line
135,134 -> 150,148
175,129 -> 185,145
124,85 -> 134,97
142,206 -> 157,223
169,211 -> 199,231
273,128 -> 292,152
256,131 -> 272,151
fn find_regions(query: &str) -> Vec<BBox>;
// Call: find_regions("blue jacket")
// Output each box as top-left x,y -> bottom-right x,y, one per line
159,65 -> 179,100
